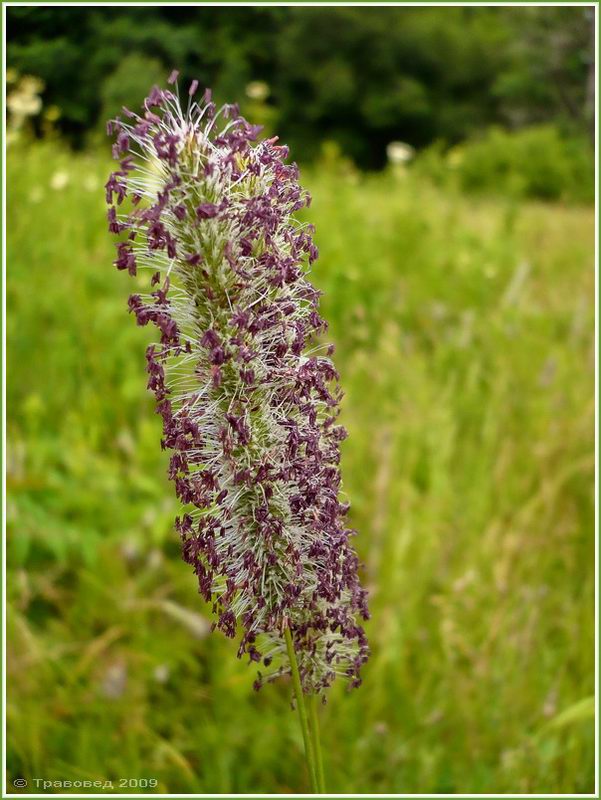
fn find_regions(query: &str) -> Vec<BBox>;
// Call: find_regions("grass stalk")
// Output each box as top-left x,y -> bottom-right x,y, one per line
284,626 -> 319,793
308,693 -> 326,793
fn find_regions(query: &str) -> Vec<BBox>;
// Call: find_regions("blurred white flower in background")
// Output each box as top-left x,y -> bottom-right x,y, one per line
153,664 -> 170,684
50,170 -> 70,191
7,92 -> 42,118
7,73 -> 45,143
19,75 -> 45,95
386,140 -> 415,166
245,80 -> 270,101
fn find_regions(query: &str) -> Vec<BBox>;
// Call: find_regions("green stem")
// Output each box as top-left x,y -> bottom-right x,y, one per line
284,626 -> 319,793
308,693 -> 326,793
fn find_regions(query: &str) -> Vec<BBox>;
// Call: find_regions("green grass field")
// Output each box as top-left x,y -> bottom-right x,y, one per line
7,141 -> 595,794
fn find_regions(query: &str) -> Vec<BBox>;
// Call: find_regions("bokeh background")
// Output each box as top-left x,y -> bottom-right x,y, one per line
6,5 -> 596,795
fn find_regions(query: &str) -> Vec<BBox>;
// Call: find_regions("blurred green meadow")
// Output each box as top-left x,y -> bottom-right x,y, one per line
7,138 -> 595,794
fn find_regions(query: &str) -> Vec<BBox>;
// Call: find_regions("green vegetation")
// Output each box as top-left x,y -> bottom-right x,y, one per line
415,124 -> 594,203
7,140 -> 594,793
7,6 -> 594,166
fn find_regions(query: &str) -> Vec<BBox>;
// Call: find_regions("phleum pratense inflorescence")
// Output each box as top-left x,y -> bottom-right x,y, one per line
105,73 -> 369,695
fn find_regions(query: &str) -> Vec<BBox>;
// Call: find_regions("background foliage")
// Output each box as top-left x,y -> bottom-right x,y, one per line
7,5 -> 595,166
6,4 -> 595,795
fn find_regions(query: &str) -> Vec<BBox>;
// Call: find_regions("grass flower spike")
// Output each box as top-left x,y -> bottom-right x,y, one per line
105,74 -> 369,721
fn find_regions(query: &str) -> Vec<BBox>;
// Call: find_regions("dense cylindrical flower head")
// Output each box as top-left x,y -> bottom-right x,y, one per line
105,76 -> 369,694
